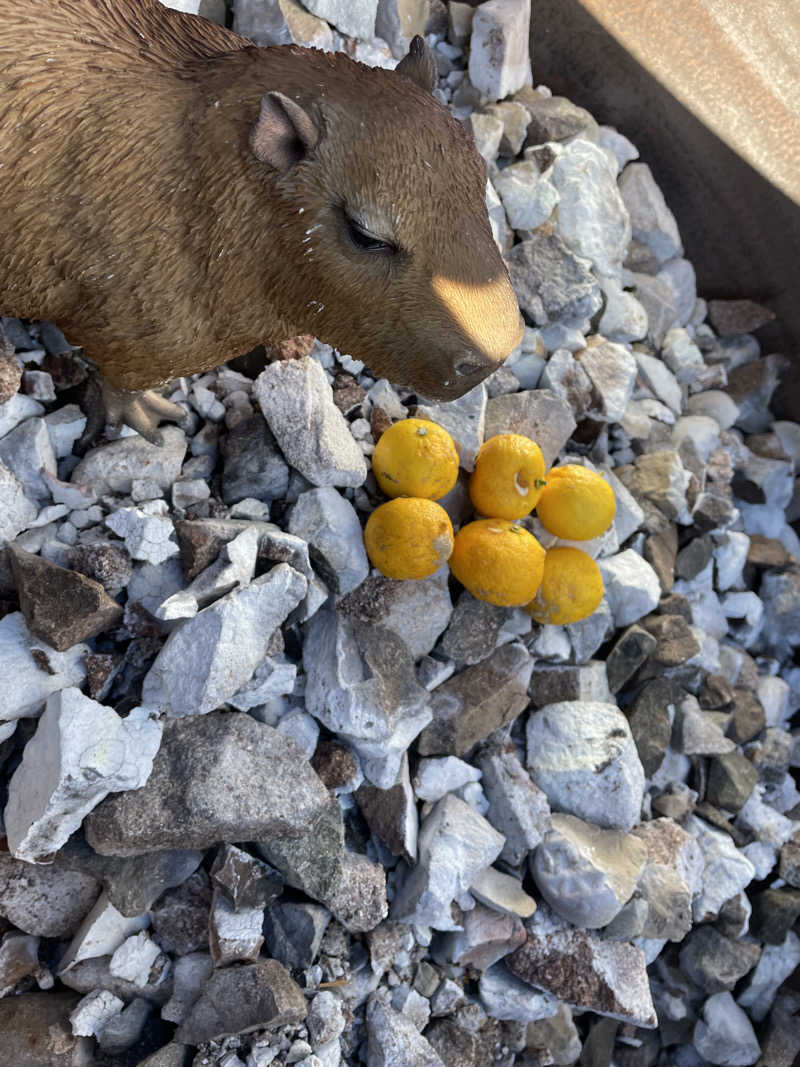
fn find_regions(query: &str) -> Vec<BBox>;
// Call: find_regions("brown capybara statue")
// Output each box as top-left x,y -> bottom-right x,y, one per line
0,0 -> 523,442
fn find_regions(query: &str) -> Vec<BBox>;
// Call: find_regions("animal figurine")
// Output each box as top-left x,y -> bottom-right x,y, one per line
0,0 -> 523,441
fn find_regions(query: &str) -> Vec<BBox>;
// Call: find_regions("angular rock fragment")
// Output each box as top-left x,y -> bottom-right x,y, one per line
435,903 -> 526,971
210,845 -> 283,910
526,701 -> 645,831
506,907 -> 657,1027
160,952 -> 213,1024
468,0 -> 531,100
0,611 -> 87,721
619,162 -> 682,265
258,796 -> 345,901
109,930 -> 168,988
176,959 -> 307,1045
0,992 -> 90,1066
479,964 -> 559,1024
576,340 -> 637,423
484,387 -> 577,468
0,416 -> 57,504
366,992 -> 445,1067
323,851 -> 388,933
737,931 -> 800,1022
5,690 -> 162,863
58,892 -> 149,973
105,502 -> 179,565
678,926 -> 761,994
477,741 -> 551,867
288,485 -> 368,595
392,794 -> 505,931
71,425 -> 186,496
694,992 -> 760,1066
209,891 -> 264,968
8,545 -> 123,652
85,712 -> 330,856
221,414 -> 289,505
141,563 -> 306,716
415,384 -> 487,471
0,932 -> 42,996
0,853 -> 100,938
686,815 -> 756,922
506,231 -> 602,330
262,903 -> 331,971
303,606 -> 432,788
598,550 -> 661,627
0,459 -> 38,548
531,814 -> 647,929
470,867 -> 537,919
255,357 -> 367,487
356,753 -> 418,864
339,569 -> 452,662
417,643 -> 533,756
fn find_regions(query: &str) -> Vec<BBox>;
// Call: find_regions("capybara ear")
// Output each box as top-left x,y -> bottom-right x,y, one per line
249,91 -> 319,172
395,34 -> 436,94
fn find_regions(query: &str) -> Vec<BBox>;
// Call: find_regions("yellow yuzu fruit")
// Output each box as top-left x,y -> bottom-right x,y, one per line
535,465 -> 616,540
525,546 -> 604,625
449,518 -> 545,607
364,497 -> 454,580
469,433 -> 548,520
372,418 -> 459,500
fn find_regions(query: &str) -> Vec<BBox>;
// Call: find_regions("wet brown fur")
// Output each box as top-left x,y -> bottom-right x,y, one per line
0,0 -> 522,399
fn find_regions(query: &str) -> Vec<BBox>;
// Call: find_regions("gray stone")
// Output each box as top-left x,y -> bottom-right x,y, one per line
687,389 -> 740,429
417,643 -> 533,756
686,815 -> 756,922
658,256 -> 697,326
532,814 -> 647,929
538,347 -> 594,419
526,701 -> 645,831
478,964 -> 559,1023
154,525 -> 260,621
0,392 -> 44,438
58,891 -> 149,972
0,459 -> 37,548
725,354 -> 786,434
605,624 -> 657,693
662,327 -> 706,385
628,678 -> 681,778
324,851 -> 388,933
209,890 -> 264,967
261,902 -> 330,971
470,866 -> 536,918
338,568 -> 452,661
468,111 -> 503,167
105,502 -> 179,565
706,751 -> 758,811
108,930 -> 167,987
506,230 -> 602,329
737,931 -> 800,1023
211,844 -> 284,910
439,590 -> 505,665
221,414 -> 290,505
288,486 -> 368,595
0,416 -> 57,504
757,990 -> 800,1067
366,992 -> 445,1067
477,742 -> 550,867
356,752 -> 418,863
434,902 -> 526,970
0,612 -> 88,721
506,905 -> 656,1027
233,0 -> 333,47
674,697 -> 736,756
598,277 -> 649,343
7,544 -> 123,651
255,357 -> 367,488
694,992 -> 760,1066
412,756 -> 481,803
414,383 -> 486,471
0,853 -> 100,938
5,691 -> 161,863
160,952 -> 213,1024
631,273 -> 679,347
635,861 -> 692,941
177,959 -> 307,1045
95,997 -> 152,1054
84,711 -> 330,856
0,932 -> 42,996
635,350 -> 683,415
142,563 -> 306,716
552,137 -> 631,280
493,160 -> 559,231
71,425 -> 186,496
679,927 -> 761,994
0,992 -> 91,1067
619,162 -> 682,265
599,550 -> 661,627
303,606 -> 432,788
484,387 -> 576,469
258,796 -> 345,901
468,0 -> 531,101
487,99 -> 535,157
392,794 -> 505,931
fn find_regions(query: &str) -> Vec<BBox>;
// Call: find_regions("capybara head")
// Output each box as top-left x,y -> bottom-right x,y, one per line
249,38 -> 524,400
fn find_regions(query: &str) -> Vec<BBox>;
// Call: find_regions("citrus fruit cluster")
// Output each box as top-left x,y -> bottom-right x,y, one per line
363,418 -> 616,625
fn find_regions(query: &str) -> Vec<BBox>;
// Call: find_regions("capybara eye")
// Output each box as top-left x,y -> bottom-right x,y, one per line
345,215 -> 397,254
